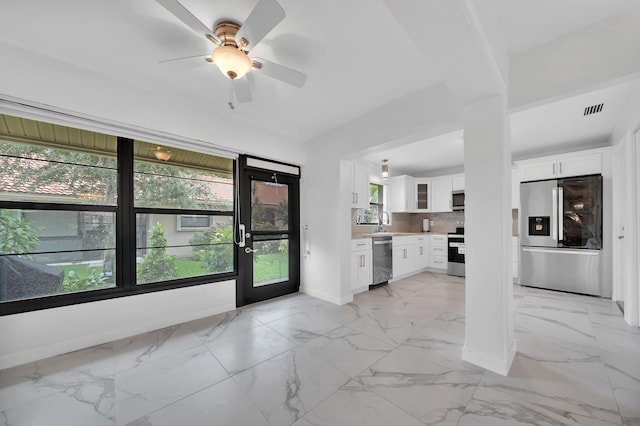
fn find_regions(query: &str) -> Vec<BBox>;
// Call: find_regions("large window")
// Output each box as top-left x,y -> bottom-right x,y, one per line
0,114 -> 235,313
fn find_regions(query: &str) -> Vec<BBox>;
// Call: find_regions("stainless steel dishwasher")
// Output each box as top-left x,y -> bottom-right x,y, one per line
372,236 -> 393,287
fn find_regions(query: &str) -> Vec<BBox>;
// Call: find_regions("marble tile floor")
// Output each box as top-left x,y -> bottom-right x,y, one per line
1,272 -> 639,426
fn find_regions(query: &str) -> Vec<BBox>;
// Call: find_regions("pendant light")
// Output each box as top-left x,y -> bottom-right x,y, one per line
381,159 -> 389,180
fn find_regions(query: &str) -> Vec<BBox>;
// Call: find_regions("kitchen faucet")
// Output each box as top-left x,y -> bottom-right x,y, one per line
378,211 -> 390,232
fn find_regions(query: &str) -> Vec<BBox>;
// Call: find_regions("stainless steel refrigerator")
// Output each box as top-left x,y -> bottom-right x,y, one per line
520,175 -> 603,296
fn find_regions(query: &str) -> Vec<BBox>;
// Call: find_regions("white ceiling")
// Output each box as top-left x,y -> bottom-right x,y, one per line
494,0 -> 638,54
0,0 -> 638,170
362,78 -> 638,176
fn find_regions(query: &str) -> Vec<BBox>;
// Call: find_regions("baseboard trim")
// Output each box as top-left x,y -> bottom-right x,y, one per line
462,339 -> 517,376
299,285 -> 351,305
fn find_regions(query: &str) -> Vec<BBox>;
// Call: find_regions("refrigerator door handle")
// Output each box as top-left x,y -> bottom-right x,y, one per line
558,187 -> 564,242
551,187 -> 558,241
522,247 -> 600,256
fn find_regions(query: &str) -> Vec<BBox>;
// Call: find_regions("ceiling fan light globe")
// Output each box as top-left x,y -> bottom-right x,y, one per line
212,46 -> 252,79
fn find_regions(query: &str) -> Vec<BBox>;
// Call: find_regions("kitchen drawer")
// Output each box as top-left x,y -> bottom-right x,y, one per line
430,235 -> 447,252
351,238 -> 372,251
430,234 -> 446,244
393,236 -> 415,247
430,256 -> 446,269
430,245 -> 446,256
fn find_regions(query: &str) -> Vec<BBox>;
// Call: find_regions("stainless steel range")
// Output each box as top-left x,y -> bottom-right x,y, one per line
447,228 -> 465,277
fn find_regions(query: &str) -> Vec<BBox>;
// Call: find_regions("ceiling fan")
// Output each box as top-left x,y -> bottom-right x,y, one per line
156,0 -> 307,108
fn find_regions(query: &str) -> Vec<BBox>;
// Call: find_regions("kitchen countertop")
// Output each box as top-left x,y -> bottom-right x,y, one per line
353,232 -> 519,239
352,232 -> 437,239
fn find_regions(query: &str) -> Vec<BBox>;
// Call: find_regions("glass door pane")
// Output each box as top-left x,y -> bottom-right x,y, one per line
559,175 -> 602,249
253,235 -> 289,286
417,183 -> 429,210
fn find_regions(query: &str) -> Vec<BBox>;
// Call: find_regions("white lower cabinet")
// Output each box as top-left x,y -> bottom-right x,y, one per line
351,239 -> 372,292
392,236 -> 415,278
429,234 -> 447,270
413,236 -> 430,270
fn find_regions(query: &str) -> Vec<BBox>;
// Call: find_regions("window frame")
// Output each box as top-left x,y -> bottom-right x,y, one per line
176,214 -> 212,231
0,136 -> 237,316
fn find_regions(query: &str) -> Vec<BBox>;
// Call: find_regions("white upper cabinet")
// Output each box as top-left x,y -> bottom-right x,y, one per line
556,153 -> 602,178
452,174 -> 465,191
389,175 -> 416,213
414,178 -> 431,212
431,177 -> 453,212
518,151 -> 602,182
352,161 -> 370,209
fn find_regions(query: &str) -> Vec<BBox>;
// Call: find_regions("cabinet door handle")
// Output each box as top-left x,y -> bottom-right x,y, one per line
553,163 -> 556,175
355,193 -> 358,204
559,162 -> 563,174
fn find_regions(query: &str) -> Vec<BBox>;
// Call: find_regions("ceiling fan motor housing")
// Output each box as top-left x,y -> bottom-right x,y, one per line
210,21 -> 252,79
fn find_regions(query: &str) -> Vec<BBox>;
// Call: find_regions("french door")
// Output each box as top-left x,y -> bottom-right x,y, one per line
237,156 -> 300,306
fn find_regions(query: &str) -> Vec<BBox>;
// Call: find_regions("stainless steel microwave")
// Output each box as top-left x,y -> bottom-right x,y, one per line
452,190 -> 465,210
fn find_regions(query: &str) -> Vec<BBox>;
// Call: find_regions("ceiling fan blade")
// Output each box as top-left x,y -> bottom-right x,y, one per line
236,0 -> 285,50
156,0 -> 220,44
252,58 -> 306,88
233,77 -> 253,103
158,54 -> 211,70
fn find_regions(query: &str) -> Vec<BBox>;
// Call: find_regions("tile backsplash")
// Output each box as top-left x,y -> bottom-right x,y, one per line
352,209 -> 520,236
409,212 -> 465,234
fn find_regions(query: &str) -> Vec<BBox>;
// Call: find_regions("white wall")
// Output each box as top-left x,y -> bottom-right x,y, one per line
601,148 -> 614,299
0,280 -> 235,369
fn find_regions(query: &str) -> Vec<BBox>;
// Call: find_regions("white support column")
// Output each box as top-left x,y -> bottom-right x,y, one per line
461,95 -> 516,375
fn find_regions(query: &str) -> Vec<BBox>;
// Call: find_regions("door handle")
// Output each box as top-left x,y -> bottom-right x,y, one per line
551,187 -> 557,241
238,224 -> 246,248
558,187 -> 564,241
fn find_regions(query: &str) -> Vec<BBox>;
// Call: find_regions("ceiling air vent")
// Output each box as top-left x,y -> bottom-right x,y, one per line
584,103 -> 604,116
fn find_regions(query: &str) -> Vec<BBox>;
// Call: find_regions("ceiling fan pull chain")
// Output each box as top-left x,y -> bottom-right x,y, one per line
228,80 -> 235,110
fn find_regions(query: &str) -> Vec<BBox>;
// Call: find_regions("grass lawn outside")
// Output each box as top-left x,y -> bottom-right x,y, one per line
54,251 -> 288,291
253,252 -> 289,284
